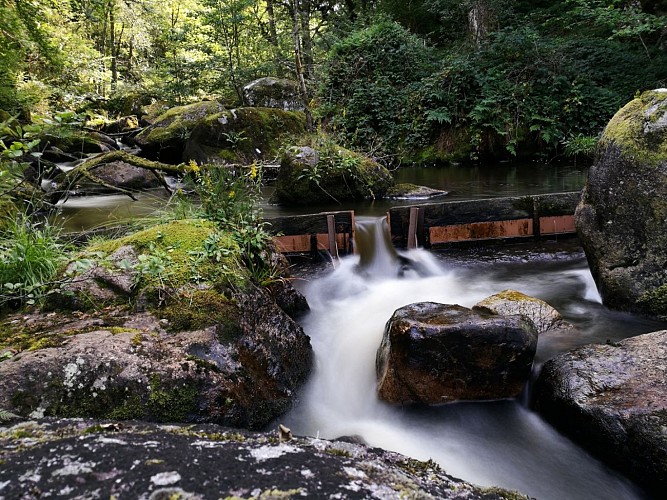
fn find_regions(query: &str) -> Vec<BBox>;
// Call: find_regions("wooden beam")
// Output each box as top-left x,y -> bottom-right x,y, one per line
327,214 -> 339,266
407,207 -> 419,249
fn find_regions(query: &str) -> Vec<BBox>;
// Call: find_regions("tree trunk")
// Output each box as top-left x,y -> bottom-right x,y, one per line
290,0 -> 313,130
109,1 -> 117,92
298,0 -> 314,80
266,0 -> 283,76
468,0 -> 491,46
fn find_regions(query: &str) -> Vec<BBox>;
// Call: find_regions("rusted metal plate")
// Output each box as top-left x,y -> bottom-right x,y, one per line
539,215 -> 576,235
273,233 -> 351,254
429,219 -> 534,243
273,235 -> 312,253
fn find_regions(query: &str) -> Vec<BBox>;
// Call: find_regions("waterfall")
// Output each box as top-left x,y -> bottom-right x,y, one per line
284,217 -> 646,499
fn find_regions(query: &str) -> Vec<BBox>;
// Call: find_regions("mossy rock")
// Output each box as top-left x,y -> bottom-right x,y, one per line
243,77 -> 304,111
135,101 -> 307,164
274,142 -> 394,205
575,89 -> 667,316
51,219 -> 247,311
601,89 -> 667,165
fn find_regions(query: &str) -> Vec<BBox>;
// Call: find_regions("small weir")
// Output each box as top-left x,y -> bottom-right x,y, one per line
283,215 -> 659,500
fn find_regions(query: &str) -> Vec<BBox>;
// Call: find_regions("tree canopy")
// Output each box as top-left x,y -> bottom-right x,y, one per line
1,0 -> 666,162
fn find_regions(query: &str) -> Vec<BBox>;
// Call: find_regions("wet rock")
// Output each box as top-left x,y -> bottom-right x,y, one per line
0,418 -> 529,499
134,101 -> 306,164
40,130 -> 119,156
386,183 -> 449,200
243,77 -> 304,111
473,289 -> 567,334
575,89 -> 667,317
89,160 -> 163,190
534,330 -> 667,495
103,115 -> 140,134
376,303 -> 537,404
275,144 -> 394,205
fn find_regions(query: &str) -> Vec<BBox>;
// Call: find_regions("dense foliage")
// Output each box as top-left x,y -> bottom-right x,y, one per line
0,0 -> 666,163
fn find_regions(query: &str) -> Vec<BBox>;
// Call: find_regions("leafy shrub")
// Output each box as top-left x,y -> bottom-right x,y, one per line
319,20 -> 437,159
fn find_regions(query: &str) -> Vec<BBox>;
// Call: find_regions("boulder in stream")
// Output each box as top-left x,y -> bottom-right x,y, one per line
575,89 -> 667,317
0,418 -> 529,499
275,144 -> 394,205
376,302 -> 537,404
534,330 -> 667,495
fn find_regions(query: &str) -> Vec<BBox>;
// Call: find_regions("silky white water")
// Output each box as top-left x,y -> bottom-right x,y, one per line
284,217 -> 654,500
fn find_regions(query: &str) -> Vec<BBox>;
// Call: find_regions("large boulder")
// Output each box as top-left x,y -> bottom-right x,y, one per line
534,330 -> 667,496
0,219 -> 312,430
0,419 -> 528,499
376,303 -> 537,404
243,77 -> 304,111
575,89 -> 667,317
275,144 -> 394,205
473,289 -> 566,334
134,101 -> 306,164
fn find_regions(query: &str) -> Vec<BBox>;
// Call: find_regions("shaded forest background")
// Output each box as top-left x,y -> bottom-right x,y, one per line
2,0 -> 667,164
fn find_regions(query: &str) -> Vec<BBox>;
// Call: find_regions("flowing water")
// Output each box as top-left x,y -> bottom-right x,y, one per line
53,159 -> 662,497
283,217 -> 664,500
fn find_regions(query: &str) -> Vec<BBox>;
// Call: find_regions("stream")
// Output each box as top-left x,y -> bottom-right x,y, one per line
53,160 -> 662,498
282,217 -> 664,500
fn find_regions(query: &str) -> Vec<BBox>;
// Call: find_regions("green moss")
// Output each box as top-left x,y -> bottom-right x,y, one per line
0,322 -> 70,354
139,101 -> 227,145
602,90 -> 667,165
161,289 -> 241,338
146,375 -> 199,423
324,447 -> 352,458
637,284 -> 667,316
85,218 -> 247,296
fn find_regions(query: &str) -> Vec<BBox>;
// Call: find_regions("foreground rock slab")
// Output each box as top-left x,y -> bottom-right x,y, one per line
0,293 -> 311,430
0,418 -> 528,499
534,330 -> 667,495
376,303 -> 537,404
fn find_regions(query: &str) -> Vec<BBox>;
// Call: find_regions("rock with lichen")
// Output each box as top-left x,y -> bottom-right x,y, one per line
473,289 -> 569,335
0,219 -> 312,430
376,302 -> 537,405
0,418 -> 529,499
575,89 -> 667,317
134,100 -> 306,164
275,143 -> 394,205
534,330 -> 667,496
243,77 -> 304,111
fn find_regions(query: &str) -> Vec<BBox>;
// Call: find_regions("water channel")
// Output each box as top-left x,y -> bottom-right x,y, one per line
56,161 -> 661,498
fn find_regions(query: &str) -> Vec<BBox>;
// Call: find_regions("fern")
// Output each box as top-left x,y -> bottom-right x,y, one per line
0,409 -> 20,423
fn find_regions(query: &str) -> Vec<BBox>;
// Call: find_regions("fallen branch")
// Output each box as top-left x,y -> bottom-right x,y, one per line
50,151 -> 193,204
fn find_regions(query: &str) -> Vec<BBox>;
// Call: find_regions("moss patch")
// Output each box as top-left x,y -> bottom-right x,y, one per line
161,289 -> 241,339
85,218 -> 247,293
602,90 -> 667,165
637,284 -> 667,317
